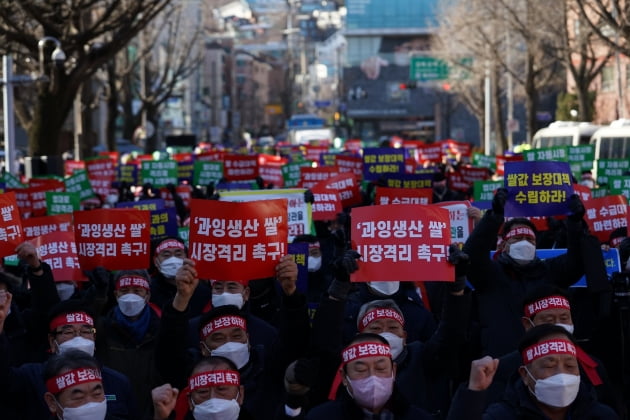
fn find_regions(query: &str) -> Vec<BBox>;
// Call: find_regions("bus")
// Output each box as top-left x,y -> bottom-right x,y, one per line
286,114 -> 334,146
531,121 -> 600,148
589,119 -> 630,160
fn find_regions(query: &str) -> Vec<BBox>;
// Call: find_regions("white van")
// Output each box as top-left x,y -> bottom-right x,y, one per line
589,119 -> 630,160
531,121 -> 600,148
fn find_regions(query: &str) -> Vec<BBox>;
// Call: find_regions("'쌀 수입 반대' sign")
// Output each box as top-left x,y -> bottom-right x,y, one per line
350,204 -> 453,283
188,198 -> 288,282
73,209 -> 151,270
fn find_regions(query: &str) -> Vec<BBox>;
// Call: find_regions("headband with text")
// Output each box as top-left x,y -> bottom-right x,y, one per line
50,312 -> 94,331
358,308 -> 405,332
503,226 -> 536,241
524,295 -> 570,318
189,370 -> 240,391
116,275 -> 150,290
46,368 -> 102,394
522,339 -> 577,364
201,315 -> 247,339
342,341 -> 392,365
155,239 -> 185,254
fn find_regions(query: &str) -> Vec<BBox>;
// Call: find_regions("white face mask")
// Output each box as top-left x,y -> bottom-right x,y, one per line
212,292 -> 245,309
56,398 -> 107,420
556,323 -> 575,334
57,336 -> 95,357
308,256 -> 322,272
368,281 -> 400,296
346,374 -> 394,412
192,397 -> 240,420
211,341 -> 250,370
508,240 -> 536,263
379,332 -> 404,359
159,256 -> 184,278
117,293 -> 147,317
525,368 -> 580,408
56,283 -> 75,301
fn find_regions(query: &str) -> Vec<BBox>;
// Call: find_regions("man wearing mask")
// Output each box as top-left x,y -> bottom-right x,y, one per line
0,296 -> 138,419
149,237 -> 211,316
97,270 -> 164,418
432,171 -> 463,203
292,234 -> 336,305
43,349 -> 109,420
152,356 -> 253,420
185,278 -> 279,357
305,334 -> 434,419
447,324 -> 619,419
484,285 -> 621,414
463,188 -> 589,357
155,256 -> 310,420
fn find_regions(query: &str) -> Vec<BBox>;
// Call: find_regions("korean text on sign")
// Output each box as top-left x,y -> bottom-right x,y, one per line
504,161 -> 574,218
188,198 -> 288,282
74,209 -> 151,270
350,204 -> 453,283
0,192 -> 23,258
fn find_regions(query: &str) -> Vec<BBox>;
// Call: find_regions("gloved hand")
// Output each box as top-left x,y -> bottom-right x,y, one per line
447,244 -> 469,292
492,188 -> 508,215
328,250 -> 361,300
284,358 -> 319,409
86,266 -> 111,293
567,194 -> 585,222
304,189 -> 315,204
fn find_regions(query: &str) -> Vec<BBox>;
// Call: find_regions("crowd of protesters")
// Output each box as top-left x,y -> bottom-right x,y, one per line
0,150 -> 629,420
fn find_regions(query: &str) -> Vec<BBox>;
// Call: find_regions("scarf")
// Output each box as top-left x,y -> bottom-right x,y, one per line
113,304 -> 152,344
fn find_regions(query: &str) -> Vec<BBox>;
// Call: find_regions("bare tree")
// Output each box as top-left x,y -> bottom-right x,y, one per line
576,0 -> 630,55
0,0 -> 172,157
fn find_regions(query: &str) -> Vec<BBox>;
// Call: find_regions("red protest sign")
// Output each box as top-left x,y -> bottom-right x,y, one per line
311,185 -> 342,221
64,160 -> 86,176
0,192 -> 24,258
10,188 -> 31,219
573,183 -> 592,202
321,173 -> 362,208
29,185 -> 64,217
584,195 -> 628,243
303,145 -> 330,162
335,155 -> 363,180
344,139 -> 362,153
86,158 -> 116,199
22,214 -> 73,240
417,143 -> 442,164
188,198 -> 288,282
159,185 -> 192,210
74,209 -> 151,270
224,154 -> 259,181
447,173 -> 471,193
445,139 -> 472,157
299,166 -> 339,189
196,150 -> 226,162
29,178 -> 65,190
350,204 -> 453,282
460,166 -> 490,184
31,231 -> 86,282
259,163 -> 285,187
495,154 -> 523,176
374,186 -> 432,205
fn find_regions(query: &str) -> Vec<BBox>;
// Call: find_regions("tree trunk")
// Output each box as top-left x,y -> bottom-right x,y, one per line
106,60 -> 118,151
28,88 -> 74,157
577,83 -> 591,121
492,67 -> 507,155
525,55 -> 538,142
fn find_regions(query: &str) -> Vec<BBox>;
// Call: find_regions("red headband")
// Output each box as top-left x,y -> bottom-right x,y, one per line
46,368 -> 102,394
155,239 -> 185,254
50,312 -> 94,331
504,227 -> 535,240
610,237 -> 625,248
524,295 -> 570,318
342,341 -> 392,364
189,370 -> 240,391
201,315 -> 247,339
522,339 -> 577,364
116,275 -> 150,290
358,308 -> 405,332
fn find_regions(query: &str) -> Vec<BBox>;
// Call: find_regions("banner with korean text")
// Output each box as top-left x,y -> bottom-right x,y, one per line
320,173 -> 363,208
0,192 -> 23,258
431,201 -> 473,246
189,198 -> 288,281
31,231 -> 85,282
504,161 -> 574,217
335,155 -> 363,180
310,185 -> 342,221
350,204 -> 453,282
584,195 -> 628,243
73,209 -> 151,270
219,189 -> 311,242
299,166 -> 339,189
384,174 -> 433,189
85,157 -> 116,199
362,148 -> 406,181
46,192 -> 80,215
22,213 -> 73,240
224,154 -> 259,181
374,186 -> 432,205
572,184 -> 592,202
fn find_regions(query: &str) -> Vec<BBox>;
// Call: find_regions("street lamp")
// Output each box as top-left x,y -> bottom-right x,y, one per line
1,36 -> 65,174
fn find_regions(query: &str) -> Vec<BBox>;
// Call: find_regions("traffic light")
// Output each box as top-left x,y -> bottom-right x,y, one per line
399,81 -> 418,90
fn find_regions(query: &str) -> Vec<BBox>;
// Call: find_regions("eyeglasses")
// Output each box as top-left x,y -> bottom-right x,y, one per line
53,326 -> 96,339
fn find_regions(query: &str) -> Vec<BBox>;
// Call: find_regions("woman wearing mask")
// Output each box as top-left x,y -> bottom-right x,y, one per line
97,270 -> 163,418
149,237 -> 211,316
151,356 -> 253,420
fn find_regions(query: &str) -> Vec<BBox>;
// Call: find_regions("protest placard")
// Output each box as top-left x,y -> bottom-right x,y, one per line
0,192 -> 23,258
584,195 -> 628,243
374,186 -> 432,205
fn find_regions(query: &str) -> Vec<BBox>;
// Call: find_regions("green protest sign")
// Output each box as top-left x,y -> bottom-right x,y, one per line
523,146 -> 568,162
2,172 -> 25,189
596,159 -> 630,186
193,161 -> 224,186
608,176 -> 630,201
473,180 -> 504,202
46,192 -> 81,215
472,154 -> 496,171
281,162 -> 312,187
64,170 -> 96,201
141,160 -> 178,187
